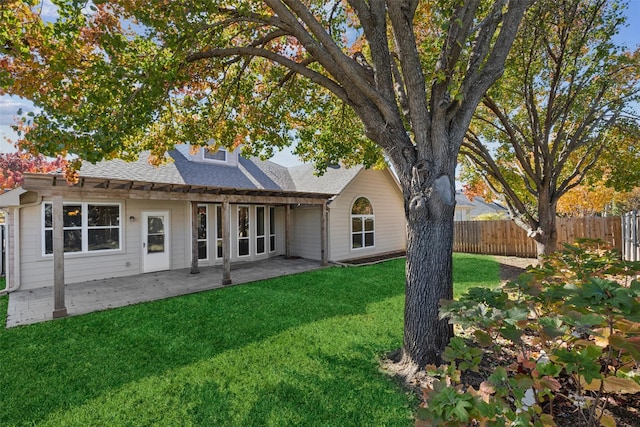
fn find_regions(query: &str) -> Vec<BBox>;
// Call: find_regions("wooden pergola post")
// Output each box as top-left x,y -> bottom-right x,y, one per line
285,204 -> 291,258
221,200 -> 232,285
321,201 -> 328,266
190,201 -> 200,274
52,195 -> 67,319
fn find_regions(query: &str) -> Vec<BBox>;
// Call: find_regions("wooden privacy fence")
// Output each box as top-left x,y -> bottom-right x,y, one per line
622,211 -> 640,261
453,217 -> 622,258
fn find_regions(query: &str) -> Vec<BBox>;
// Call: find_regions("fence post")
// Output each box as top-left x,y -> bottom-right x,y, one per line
622,212 -> 631,261
632,211 -> 638,262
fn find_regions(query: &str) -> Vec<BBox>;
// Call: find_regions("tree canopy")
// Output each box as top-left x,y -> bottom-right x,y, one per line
1,0 -> 530,368
0,149 -> 66,193
459,0 -> 640,254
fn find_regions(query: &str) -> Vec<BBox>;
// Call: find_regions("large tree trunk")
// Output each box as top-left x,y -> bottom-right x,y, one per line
394,167 -> 457,373
533,195 -> 559,258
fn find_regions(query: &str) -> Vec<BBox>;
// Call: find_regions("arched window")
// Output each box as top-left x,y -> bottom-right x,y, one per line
351,197 -> 374,249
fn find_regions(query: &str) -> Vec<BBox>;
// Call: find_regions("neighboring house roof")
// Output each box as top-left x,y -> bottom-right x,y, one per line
77,148 -> 367,196
454,191 -> 508,218
469,196 -> 508,219
454,192 -> 475,210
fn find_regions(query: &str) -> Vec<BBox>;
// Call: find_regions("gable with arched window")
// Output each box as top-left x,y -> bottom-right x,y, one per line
351,197 -> 374,249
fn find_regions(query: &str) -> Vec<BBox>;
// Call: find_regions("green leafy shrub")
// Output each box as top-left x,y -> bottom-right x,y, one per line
419,240 -> 640,427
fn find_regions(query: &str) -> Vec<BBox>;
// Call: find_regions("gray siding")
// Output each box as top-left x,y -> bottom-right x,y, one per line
328,169 -> 406,261
19,198 -> 150,290
11,168 -> 403,290
290,206 -> 322,260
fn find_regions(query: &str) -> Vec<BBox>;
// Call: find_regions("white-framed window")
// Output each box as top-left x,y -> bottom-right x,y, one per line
256,206 -> 266,254
269,206 -> 276,252
238,205 -> 250,257
43,202 -> 121,255
203,147 -> 227,163
197,204 -> 208,260
216,205 -> 223,259
351,197 -> 374,249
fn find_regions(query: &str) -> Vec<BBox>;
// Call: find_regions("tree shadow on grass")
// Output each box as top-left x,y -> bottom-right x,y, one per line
30,300 -> 413,426
0,260 -> 408,425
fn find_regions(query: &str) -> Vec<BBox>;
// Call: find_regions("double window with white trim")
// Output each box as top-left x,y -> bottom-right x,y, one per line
43,202 -> 121,255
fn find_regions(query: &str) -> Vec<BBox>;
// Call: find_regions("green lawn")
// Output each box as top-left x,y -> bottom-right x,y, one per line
0,254 -> 499,426
452,253 -> 501,297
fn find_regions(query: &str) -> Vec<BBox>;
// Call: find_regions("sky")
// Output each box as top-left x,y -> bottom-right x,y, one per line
1,1 -> 639,166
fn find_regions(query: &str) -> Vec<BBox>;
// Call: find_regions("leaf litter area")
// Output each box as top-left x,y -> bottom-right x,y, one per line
389,246 -> 640,427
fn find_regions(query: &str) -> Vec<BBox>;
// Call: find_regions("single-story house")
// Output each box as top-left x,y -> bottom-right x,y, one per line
454,191 -> 508,221
454,192 -> 475,221
0,145 -> 406,317
469,196 -> 508,219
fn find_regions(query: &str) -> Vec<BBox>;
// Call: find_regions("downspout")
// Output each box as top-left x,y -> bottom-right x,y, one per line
0,196 -> 43,295
0,208 -> 7,292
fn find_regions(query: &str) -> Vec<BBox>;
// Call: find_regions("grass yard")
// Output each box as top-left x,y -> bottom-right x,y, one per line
0,254 -> 499,426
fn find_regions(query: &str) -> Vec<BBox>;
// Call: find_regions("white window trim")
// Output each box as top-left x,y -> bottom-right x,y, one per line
268,206 -> 276,253
42,201 -> 123,257
215,205 -> 223,260
196,204 -> 209,261
202,147 -> 227,163
350,197 -> 375,251
237,205 -> 251,258
256,205 -> 266,255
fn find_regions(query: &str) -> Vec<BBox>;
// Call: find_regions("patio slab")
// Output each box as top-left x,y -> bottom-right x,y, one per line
6,256 -> 324,328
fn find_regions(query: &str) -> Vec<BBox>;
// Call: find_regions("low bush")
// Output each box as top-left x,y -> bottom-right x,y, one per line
419,240 -> 640,426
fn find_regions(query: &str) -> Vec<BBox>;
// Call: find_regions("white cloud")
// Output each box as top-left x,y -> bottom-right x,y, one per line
38,0 -> 60,23
0,125 -> 18,153
0,95 -> 36,126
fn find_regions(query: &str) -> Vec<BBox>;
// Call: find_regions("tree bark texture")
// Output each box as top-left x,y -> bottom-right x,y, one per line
533,194 -> 559,257
403,199 -> 455,368
390,144 -> 458,369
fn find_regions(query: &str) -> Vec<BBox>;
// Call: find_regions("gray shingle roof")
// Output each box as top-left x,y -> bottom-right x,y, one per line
78,149 -> 364,195
287,163 -> 362,193
470,196 -> 507,218
455,191 -> 475,208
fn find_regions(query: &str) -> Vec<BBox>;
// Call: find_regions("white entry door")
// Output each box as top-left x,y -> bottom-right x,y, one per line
142,211 -> 170,273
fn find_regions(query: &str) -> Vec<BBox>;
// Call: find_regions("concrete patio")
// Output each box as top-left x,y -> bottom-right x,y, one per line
6,256 -> 325,328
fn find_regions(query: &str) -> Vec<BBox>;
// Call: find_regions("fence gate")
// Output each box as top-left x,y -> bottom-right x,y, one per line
622,211 -> 640,261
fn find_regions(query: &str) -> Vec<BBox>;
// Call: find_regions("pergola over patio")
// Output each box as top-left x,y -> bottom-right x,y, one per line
20,173 -> 335,320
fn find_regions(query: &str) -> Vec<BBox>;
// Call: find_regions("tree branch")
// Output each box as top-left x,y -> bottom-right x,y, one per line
456,0 -> 532,143
186,46 -> 350,104
387,0 -> 431,158
482,95 -> 541,187
266,0 -> 400,125
461,137 -> 537,226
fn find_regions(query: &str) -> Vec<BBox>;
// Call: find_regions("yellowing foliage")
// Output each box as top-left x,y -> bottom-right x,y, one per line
556,181 -> 618,217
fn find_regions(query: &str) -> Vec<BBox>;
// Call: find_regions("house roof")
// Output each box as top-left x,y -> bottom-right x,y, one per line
78,150 -> 295,192
78,149 -> 366,196
455,192 -> 475,209
287,163 -> 363,194
6,149 -> 380,206
470,196 -> 508,218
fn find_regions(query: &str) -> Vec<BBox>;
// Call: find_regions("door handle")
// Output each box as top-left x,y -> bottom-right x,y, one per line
143,242 -> 146,248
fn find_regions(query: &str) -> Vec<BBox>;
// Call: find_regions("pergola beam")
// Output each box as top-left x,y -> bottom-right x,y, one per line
22,174 -> 333,206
